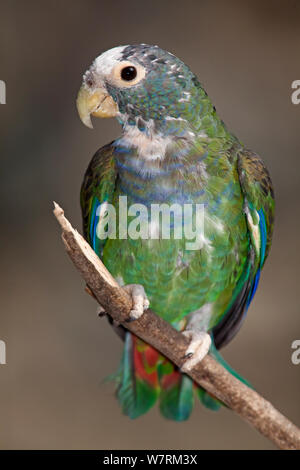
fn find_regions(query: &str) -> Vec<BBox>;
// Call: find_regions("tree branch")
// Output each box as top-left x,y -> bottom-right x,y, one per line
53,202 -> 300,450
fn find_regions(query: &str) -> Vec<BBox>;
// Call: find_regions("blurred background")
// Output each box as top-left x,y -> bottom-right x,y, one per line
0,0 -> 299,450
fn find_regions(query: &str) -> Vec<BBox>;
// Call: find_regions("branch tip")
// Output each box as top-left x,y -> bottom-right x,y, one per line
53,201 -> 73,233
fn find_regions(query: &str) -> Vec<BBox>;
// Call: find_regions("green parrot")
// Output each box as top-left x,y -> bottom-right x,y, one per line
77,44 -> 274,420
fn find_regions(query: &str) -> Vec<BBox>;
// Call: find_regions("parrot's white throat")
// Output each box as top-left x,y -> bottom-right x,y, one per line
118,121 -> 173,161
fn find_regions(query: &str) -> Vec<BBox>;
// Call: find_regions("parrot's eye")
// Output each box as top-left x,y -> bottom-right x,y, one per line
121,66 -> 137,81
111,61 -> 146,87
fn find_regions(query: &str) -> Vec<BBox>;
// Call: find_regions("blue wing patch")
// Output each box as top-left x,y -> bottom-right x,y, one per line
89,197 -> 101,250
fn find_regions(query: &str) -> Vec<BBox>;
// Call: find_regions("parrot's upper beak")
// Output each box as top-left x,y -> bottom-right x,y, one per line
76,86 -> 118,128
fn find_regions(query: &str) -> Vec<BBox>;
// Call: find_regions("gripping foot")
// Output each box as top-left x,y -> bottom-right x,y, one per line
123,284 -> 150,321
181,330 -> 211,372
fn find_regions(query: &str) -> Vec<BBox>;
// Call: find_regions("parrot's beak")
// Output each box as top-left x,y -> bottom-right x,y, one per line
76,86 -> 118,128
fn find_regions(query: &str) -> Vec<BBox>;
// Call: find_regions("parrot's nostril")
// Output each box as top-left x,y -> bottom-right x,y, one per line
84,70 -> 94,88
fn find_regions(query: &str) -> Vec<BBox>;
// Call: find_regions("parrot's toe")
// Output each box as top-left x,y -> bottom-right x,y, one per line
96,304 -> 106,317
123,284 -> 150,321
181,330 -> 211,372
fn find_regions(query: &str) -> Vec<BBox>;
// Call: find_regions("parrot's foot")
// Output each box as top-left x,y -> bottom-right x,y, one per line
181,330 -> 211,373
123,284 -> 150,321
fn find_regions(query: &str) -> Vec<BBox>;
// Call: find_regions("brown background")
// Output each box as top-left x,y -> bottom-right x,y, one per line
0,0 -> 299,450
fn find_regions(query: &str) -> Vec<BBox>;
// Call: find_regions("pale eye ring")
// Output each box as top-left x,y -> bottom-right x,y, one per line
121,66 -> 137,81
111,61 -> 146,87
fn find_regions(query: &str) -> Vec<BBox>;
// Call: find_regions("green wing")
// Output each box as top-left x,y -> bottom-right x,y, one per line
213,148 -> 275,348
80,142 -> 117,255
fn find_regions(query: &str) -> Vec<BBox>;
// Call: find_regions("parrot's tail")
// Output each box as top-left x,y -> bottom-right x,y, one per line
115,332 -> 250,421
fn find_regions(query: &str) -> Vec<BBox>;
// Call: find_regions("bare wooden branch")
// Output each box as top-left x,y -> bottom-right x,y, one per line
53,202 -> 300,450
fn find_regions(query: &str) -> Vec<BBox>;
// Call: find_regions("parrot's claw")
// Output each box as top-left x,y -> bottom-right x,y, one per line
96,304 -> 106,317
181,330 -> 211,373
123,284 -> 150,321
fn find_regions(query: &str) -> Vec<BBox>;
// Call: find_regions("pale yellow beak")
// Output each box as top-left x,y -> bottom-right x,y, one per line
76,86 -> 118,128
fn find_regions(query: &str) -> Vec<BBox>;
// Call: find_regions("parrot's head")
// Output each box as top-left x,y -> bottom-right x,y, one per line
77,44 -> 205,131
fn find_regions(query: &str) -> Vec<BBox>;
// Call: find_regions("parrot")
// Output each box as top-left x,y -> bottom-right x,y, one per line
76,44 -> 274,420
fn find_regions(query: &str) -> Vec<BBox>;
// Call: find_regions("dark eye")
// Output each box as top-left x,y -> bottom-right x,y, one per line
121,66 -> 137,81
